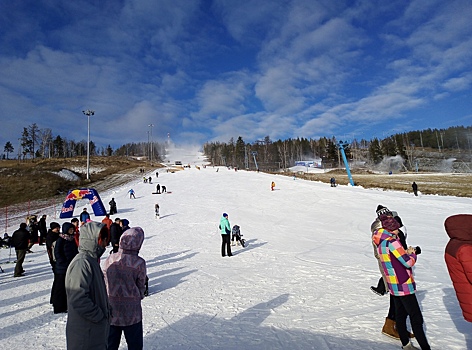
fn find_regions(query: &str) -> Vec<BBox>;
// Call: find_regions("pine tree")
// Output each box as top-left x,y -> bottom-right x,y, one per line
3,141 -> 14,159
368,138 -> 383,164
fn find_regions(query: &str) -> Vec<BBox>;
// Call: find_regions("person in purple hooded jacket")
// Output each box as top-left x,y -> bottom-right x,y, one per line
103,226 -> 147,350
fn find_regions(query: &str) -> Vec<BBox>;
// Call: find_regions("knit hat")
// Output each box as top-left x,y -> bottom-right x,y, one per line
50,222 -> 61,230
121,219 -> 129,227
376,205 -> 392,217
223,213 -> 228,218
380,214 -> 401,232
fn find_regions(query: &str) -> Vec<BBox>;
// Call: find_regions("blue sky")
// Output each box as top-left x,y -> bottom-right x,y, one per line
1,0 -> 471,151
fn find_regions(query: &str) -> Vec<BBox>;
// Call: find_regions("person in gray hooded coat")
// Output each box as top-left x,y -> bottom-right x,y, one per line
65,221 -> 110,350
103,226 -> 147,350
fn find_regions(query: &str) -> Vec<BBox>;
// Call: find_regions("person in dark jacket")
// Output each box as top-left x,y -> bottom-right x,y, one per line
109,198 -> 117,215
120,219 -> 130,233
51,222 -> 79,314
412,182 -> 418,196
445,214 -> 472,322
12,223 -> 30,277
65,221 -> 110,350
71,218 -> 80,246
39,214 -> 47,245
26,215 -> 39,253
46,222 -> 61,270
110,218 -> 123,254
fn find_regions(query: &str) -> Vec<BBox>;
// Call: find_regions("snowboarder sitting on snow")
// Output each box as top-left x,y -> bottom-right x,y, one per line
0,233 -> 12,248
143,177 -> 147,183
231,225 -> 245,247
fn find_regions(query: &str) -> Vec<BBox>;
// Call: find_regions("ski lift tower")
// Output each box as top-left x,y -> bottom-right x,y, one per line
251,151 -> 259,171
338,141 -> 355,186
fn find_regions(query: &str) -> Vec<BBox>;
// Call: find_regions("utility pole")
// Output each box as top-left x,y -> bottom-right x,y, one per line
148,124 -> 154,163
82,110 -> 95,180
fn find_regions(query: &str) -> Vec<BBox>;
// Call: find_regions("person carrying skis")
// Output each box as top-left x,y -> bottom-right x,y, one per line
219,213 -> 232,257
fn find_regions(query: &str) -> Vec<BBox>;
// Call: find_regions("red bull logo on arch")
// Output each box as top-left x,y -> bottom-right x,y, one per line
59,188 -> 107,219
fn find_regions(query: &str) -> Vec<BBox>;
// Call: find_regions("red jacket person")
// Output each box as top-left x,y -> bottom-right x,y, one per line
444,214 -> 472,322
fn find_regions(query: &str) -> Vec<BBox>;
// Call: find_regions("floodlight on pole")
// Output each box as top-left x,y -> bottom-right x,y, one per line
82,109 -> 95,180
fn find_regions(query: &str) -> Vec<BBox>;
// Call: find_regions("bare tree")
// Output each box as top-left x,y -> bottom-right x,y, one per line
38,128 -> 52,158
28,123 -> 39,159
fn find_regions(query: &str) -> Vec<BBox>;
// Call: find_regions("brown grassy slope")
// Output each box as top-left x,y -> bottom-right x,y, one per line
288,170 -> 472,198
0,156 -> 162,207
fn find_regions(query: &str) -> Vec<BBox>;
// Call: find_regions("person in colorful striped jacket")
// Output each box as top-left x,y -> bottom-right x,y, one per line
372,215 -> 431,350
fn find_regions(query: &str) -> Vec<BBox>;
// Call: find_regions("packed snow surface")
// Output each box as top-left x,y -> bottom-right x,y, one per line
1,149 -> 471,349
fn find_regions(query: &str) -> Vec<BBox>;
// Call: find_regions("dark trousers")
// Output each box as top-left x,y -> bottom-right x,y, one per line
14,249 -> 26,276
393,294 -> 431,349
387,294 -> 396,320
39,231 -> 47,244
51,273 -> 67,313
108,321 -> 143,350
221,234 -> 232,257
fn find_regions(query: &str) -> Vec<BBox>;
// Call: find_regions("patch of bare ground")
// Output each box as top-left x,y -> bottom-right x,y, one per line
0,156 -> 165,229
286,170 -> 472,198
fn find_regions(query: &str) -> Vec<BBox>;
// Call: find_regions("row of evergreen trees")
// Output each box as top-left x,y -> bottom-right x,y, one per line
4,123 -> 470,169
2,123 -> 164,161
203,126 -> 472,170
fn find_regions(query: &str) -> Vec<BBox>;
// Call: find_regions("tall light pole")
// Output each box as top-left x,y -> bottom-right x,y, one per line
148,124 -> 154,164
82,110 -> 94,180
